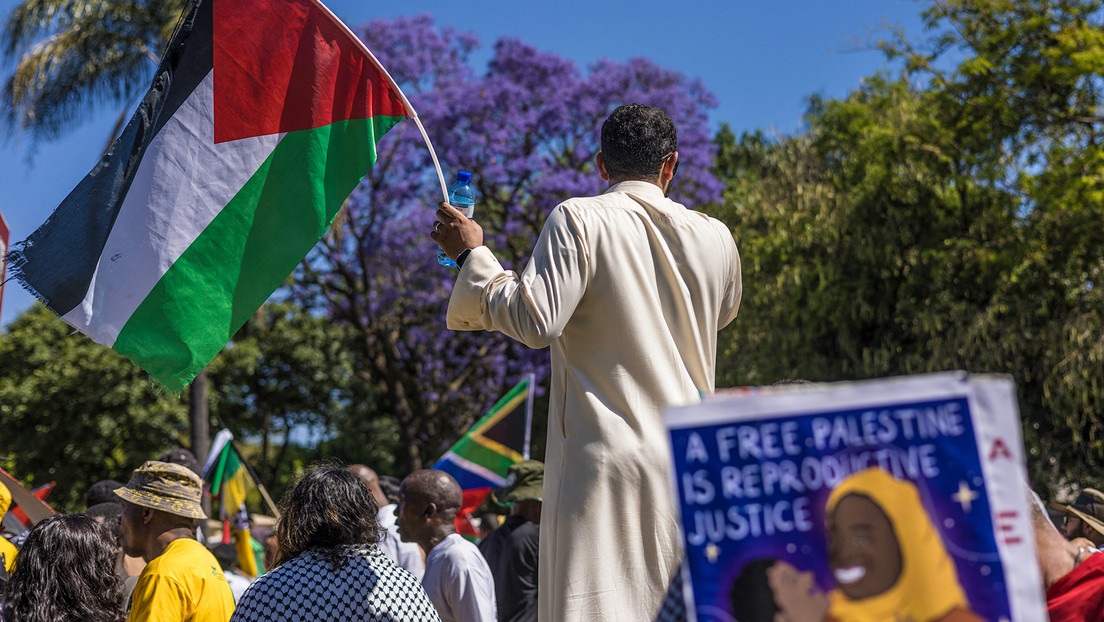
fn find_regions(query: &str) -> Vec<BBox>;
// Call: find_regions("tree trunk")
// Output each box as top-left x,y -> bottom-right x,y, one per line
189,369 -> 210,539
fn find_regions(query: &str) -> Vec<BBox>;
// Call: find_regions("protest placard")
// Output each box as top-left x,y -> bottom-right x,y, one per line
664,372 -> 1045,622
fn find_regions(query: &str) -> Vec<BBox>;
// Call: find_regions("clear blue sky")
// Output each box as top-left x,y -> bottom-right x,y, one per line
0,0 -> 928,330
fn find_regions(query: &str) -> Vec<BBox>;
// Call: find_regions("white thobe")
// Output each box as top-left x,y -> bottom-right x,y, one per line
447,181 -> 741,621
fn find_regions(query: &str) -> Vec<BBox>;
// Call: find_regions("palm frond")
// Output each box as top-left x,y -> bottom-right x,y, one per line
1,0 -> 187,143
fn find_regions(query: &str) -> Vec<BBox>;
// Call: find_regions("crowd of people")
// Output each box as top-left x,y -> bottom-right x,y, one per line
0,450 -> 547,622
2,103 -> 1101,622
2,450 -> 1103,622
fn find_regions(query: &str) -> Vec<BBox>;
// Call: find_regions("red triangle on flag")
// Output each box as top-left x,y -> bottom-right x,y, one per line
212,0 -> 406,144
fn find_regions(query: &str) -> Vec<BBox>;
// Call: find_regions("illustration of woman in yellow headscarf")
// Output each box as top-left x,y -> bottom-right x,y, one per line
766,467 -> 983,622
823,467 -> 981,622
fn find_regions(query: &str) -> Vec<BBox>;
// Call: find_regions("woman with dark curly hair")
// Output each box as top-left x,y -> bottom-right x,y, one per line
230,465 -> 441,621
2,513 -> 126,622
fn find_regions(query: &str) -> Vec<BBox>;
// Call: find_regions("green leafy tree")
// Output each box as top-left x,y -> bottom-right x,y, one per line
714,78 -> 1018,385
0,305 -> 188,511
206,303 -> 403,497
886,0 -> 1104,492
715,0 -> 1104,493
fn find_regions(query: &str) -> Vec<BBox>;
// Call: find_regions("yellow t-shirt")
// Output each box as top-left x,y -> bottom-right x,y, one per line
127,538 -> 235,622
0,482 -> 15,574
0,535 -> 17,575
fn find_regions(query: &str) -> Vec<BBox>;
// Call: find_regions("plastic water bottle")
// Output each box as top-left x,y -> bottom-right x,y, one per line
439,170 -> 476,267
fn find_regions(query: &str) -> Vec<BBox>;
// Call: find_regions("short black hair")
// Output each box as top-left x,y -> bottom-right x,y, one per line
85,503 -> 123,543
600,104 -> 677,181
211,543 -> 238,571
378,475 -> 401,505
158,448 -> 200,476
85,480 -> 123,508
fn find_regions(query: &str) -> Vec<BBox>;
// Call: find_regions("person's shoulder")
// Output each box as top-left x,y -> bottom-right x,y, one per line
241,551 -> 322,594
556,188 -> 641,213
557,192 -> 608,208
500,515 -> 536,539
165,536 -> 208,555
445,532 -> 480,551
439,534 -> 484,561
478,526 -> 506,551
511,519 -> 539,542
168,538 -> 224,569
362,546 -> 427,586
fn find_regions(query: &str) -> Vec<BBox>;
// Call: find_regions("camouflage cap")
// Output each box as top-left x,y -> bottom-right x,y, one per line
493,460 -> 544,505
114,460 -> 207,520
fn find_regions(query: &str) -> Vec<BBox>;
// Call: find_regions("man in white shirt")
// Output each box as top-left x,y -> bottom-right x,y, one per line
431,103 -> 741,621
396,469 -> 496,622
348,464 -> 425,579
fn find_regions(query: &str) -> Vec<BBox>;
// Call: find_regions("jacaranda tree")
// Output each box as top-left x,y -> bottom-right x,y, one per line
287,15 -> 723,471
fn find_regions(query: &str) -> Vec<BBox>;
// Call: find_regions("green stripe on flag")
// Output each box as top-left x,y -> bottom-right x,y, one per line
113,115 -> 404,391
210,444 -> 242,497
450,435 -> 517,475
211,445 -> 229,496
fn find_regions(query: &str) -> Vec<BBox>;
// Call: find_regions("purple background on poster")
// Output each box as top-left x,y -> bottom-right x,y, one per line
669,396 -> 1012,622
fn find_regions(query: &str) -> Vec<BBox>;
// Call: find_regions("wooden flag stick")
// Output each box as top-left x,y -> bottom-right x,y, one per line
230,439 -> 281,520
0,467 -> 54,524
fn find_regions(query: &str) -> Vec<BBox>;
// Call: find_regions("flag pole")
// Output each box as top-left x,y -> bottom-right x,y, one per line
229,439 -> 282,520
313,0 -> 451,204
523,373 -> 535,460
206,427 -> 283,520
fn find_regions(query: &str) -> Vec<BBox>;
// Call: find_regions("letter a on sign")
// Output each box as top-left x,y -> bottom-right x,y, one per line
989,438 -> 1013,461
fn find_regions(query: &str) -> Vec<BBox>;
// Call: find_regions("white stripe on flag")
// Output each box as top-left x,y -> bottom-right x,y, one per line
202,429 -> 235,476
61,71 -> 284,345
441,451 -> 508,487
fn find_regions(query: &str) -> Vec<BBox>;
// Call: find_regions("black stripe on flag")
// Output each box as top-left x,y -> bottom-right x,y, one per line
10,0 -> 213,315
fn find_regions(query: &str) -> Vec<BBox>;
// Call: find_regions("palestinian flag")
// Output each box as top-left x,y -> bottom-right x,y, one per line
9,0 -> 408,391
432,375 -> 535,536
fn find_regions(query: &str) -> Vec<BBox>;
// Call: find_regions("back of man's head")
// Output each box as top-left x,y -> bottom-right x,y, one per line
379,475 -> 401,505
86,479 -> 124,508
85,502 -> 124,543
600,103 -> 677,182
158,448 -> 201,476
346,464 -> 389,508
211,542 -> 238,571
402,469 -> 462,520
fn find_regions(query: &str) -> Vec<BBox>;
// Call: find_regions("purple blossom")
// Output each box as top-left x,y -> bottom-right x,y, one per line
287,15 -> 720,467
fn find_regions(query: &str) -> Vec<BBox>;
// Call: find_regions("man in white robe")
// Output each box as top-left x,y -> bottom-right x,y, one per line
432,103 -> 742,621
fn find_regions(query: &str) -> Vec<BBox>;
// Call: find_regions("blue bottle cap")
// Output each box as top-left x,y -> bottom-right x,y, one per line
456,170 -> 472,183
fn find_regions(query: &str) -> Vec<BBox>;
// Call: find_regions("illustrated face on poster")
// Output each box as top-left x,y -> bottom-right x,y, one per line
666,375 -> 1043,622
828,492 -> 903,600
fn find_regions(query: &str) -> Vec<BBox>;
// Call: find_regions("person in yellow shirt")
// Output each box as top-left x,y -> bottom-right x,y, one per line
115,461 -> 234,622
0,481 -> 19,575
